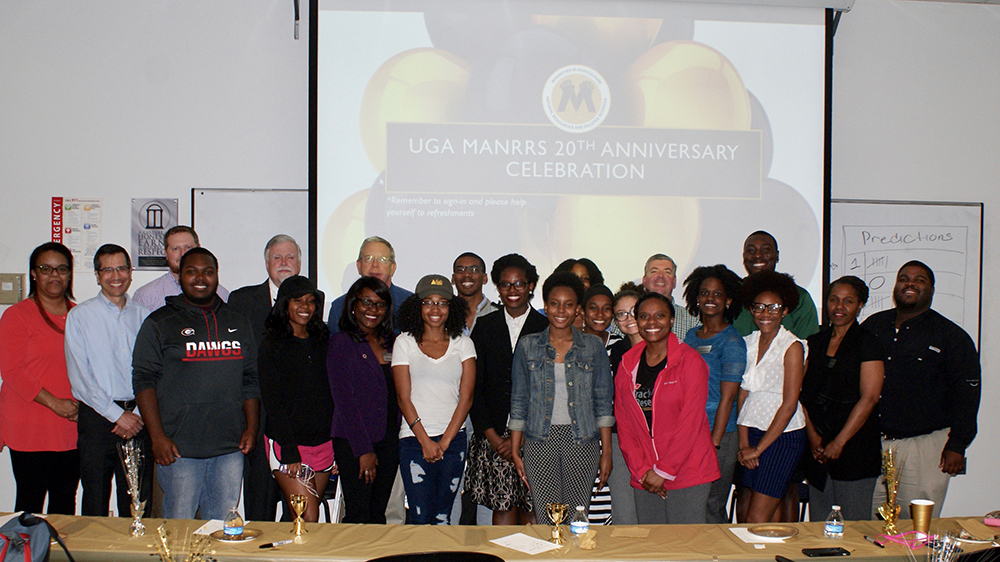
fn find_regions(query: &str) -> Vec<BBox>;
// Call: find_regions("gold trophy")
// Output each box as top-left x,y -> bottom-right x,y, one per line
546,503 -> 569,545
878,448 -> 901,534
290,494 -> 308,535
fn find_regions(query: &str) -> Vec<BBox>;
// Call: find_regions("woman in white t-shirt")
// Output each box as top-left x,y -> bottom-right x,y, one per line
392,274 -> 476,525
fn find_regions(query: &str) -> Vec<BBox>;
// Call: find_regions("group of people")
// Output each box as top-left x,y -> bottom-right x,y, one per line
0,227 -> 980,528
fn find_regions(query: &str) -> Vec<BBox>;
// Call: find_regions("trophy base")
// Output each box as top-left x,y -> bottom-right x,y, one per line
128,500 -> 147,537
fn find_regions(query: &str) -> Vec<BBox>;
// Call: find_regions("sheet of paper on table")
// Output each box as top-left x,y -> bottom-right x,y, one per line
729,527 -> 786,544
193,520 -> 225,536
490,532 -> 564,555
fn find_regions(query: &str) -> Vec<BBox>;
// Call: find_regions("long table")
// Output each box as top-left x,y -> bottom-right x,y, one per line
42,515 -> 998,562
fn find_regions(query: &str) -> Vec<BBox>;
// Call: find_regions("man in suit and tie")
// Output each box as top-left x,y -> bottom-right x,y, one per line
228,234 -> 303,522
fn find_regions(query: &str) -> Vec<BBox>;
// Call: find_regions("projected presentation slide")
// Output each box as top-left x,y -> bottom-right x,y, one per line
315,0 -> 825,306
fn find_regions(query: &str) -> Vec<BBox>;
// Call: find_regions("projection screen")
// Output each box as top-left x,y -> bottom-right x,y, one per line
313,0 -> 826,311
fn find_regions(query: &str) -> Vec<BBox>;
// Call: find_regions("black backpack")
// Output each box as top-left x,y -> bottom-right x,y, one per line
0,512 -> 75,562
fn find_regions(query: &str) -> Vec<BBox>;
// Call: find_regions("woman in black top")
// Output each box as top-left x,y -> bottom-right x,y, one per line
464,254 -> 547,525
800,276 -> 884,521
259,276 -> 335,522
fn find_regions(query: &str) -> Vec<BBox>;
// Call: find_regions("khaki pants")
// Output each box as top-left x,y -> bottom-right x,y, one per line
872,428 -> 952,520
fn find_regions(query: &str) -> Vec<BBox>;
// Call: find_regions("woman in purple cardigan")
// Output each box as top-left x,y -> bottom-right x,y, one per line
328,276 -> 398,523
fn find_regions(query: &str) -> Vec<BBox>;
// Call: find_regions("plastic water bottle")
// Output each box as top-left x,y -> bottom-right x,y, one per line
223,507 -> 244,538
824,505 -> 844,538
569,506 -> 590,537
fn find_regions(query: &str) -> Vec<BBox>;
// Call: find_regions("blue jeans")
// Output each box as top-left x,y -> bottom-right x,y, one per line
157,451 -> 244,520
399,430 -> 466,525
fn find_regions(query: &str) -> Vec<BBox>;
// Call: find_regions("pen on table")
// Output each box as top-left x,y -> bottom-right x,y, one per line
864,535 -> 885,548
259,539 -> 294,549
776,555 -> 797,562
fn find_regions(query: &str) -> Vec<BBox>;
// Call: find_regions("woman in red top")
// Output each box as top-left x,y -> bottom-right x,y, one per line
614,292 -> 719,524
0,242 -> 80,514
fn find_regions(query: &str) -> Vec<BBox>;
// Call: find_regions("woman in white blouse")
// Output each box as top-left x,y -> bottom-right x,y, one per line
735,271 -> 808,523
392,274 -> 476,524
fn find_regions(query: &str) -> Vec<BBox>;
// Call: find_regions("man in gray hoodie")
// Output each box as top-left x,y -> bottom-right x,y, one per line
133,247 -> 260,520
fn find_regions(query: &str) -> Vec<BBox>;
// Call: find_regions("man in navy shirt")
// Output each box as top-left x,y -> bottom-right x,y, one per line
862,260 -> 980,519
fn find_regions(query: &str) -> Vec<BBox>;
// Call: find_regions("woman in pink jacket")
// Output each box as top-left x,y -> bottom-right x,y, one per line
614,292 -> 720,524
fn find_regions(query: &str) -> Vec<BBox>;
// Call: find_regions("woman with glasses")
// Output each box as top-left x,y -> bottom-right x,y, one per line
393,275 -> 474,524
465,254 -> 546,525
509,272 -> 614,524
735,271 -> 808,523
608,283 -> 645,374
259,276 -> 334,523
800,276 -> 883,521
682,265 -> 746,524
329,276 -> 398,523
615,292 -> 720,524
604,282 -> 645,525
0,242 -> 80,514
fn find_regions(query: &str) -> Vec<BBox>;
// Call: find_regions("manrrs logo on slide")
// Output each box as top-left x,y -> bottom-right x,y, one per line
543,65 -> 610,134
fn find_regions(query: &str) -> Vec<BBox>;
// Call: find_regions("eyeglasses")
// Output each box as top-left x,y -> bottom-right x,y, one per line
497,280 -> 528,290
421,300 -> 450,308
613,309 -> 635,321
360,255 -> 393,265
750,302 -> 783,314
36,264 -> 70,276
358,298 -> 388,312
98,266 -> 131,275
453,265 -> 483,275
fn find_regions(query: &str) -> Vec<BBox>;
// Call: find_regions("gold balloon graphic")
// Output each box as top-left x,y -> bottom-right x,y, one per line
625,40 -> 751,130
531,16 -> 662,67
550,195 -> 701,288
322,188 -> 370,294
359,48 -> 471,172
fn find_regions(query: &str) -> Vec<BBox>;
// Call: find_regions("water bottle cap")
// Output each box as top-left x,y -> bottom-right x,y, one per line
832,505 -> 841,510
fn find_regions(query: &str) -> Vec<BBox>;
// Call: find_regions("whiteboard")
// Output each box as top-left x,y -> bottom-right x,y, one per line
829,199 -> 982,347
192,189 -> 309,292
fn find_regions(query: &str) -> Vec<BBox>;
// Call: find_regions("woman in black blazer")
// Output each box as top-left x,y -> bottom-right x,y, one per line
463,254 -> 548,525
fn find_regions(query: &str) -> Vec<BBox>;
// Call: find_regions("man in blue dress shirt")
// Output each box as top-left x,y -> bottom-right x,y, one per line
65,244 -> 153,517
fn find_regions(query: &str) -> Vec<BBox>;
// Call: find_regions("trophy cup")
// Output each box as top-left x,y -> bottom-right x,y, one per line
117,438 -> 146,537
545,503 -> 569,545
877,448 -> 901,535
290,494 -> 307,535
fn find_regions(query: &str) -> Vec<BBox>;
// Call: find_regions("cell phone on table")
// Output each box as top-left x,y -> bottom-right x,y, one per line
802,547 -> 851,557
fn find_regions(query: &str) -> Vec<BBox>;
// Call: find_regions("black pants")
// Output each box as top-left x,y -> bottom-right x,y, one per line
243,408 -> 283,522
333,436 -> 398,524
77,402 -> 153,517
9,449 -> 80,514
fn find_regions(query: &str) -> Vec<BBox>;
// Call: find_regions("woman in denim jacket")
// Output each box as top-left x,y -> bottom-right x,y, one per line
509,272 -> 615,524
